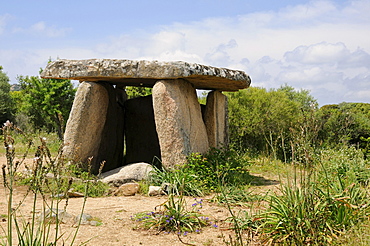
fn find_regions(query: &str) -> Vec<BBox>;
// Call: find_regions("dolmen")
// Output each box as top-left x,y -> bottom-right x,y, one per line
41,59 -> 251,174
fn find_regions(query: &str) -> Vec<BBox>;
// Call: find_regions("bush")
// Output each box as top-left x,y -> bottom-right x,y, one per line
260,147 -> 370,245
149,148 -> 252,196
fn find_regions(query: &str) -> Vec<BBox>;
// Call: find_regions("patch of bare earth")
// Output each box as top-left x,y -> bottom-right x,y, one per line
0,156 -> 280,245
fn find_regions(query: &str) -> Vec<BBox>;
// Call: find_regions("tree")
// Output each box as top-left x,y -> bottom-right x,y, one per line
17,70 -> 76,139
0,66 -> 14,124
318,102 -> 370,147
125,86 -> 152,99
226,85 -> 319,163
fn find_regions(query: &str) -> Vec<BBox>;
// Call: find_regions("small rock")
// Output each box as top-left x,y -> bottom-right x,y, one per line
113,182 -> 139,196
67,189 -> 85,198
51,189 -> 85,198
40,208 -> 73,224
148,186 -> 166,196
75,213 -> 92,225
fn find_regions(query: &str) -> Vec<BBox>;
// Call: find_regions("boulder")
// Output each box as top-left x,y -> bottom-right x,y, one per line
152,79 -> 209,168
100,162 -> 154,186
203,91 -> 229,148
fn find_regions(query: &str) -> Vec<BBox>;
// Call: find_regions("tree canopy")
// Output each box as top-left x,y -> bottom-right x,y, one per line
0,66 -> 14,124
17,71 -> 76,139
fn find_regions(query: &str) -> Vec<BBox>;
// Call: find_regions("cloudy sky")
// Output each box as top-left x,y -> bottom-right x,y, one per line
1,0 -> 369,106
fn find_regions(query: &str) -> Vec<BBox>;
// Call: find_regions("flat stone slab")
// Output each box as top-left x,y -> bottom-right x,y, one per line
41,59 -> 251,91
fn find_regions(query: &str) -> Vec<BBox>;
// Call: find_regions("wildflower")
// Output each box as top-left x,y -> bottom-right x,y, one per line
7,144 -> 13,150
42,137 -> 47,141
212,224 -> 218,228
183,231 -> 188,236
3,120 -> 11,127
195,229 -> 200,233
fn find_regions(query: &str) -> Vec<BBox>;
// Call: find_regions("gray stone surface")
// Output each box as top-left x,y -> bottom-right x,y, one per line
153,79 -> 209,168
124,95 -> 161,166
63,81 -> 109,170
41,59 -> 251,91
204,91 -> 229,148
100,162 -> 154,186
40,209 -> 73,224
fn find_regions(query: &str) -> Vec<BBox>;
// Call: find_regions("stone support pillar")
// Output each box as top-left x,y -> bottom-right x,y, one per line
63,81 -> 109,171
152,79 -> 209,169
204,91 -> 229,148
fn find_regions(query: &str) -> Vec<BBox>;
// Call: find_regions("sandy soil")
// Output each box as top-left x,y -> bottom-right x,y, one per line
0,156 -> 279,246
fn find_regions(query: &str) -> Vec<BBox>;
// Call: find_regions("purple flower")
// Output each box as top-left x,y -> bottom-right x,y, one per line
183,231 -> 188,236
213,224 -> 218,228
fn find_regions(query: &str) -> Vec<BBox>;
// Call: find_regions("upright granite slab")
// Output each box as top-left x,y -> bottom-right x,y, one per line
204,91 -> 229,148
153,79 -> 209,168
41,59 -> 251,172
63,82 -> 109,168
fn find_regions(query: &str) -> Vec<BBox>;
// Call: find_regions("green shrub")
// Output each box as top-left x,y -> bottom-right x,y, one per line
149,148 -> 252,196
184,148 -> 252,191
317,146 -> 370,186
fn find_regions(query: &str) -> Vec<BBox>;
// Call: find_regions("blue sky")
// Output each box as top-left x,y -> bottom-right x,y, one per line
1,0 -> 369,105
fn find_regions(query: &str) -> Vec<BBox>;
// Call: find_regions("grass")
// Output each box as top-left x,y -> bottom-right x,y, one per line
2,123 -> 370,245
0,121 -> 104,245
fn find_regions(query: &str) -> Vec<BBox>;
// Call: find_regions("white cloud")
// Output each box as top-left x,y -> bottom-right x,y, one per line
13,21 -> 71,38
2,0 -> 370,105
0,14 -> 11,35
284,42 -> 350,64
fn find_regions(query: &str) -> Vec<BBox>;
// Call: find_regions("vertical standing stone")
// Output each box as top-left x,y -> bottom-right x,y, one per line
204,91 -> 229,149
124,95 -> 161,167
152,79 -> 209,168
63,82 -> 109,171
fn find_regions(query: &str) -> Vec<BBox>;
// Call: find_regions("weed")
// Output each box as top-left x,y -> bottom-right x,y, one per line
211,186 -> 267,206
133,194 -> 210,234
0,121 -> 88,245
259,164 -> 370,245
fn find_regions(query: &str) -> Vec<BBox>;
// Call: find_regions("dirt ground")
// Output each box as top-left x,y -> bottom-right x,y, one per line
0,156 -> 280,246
